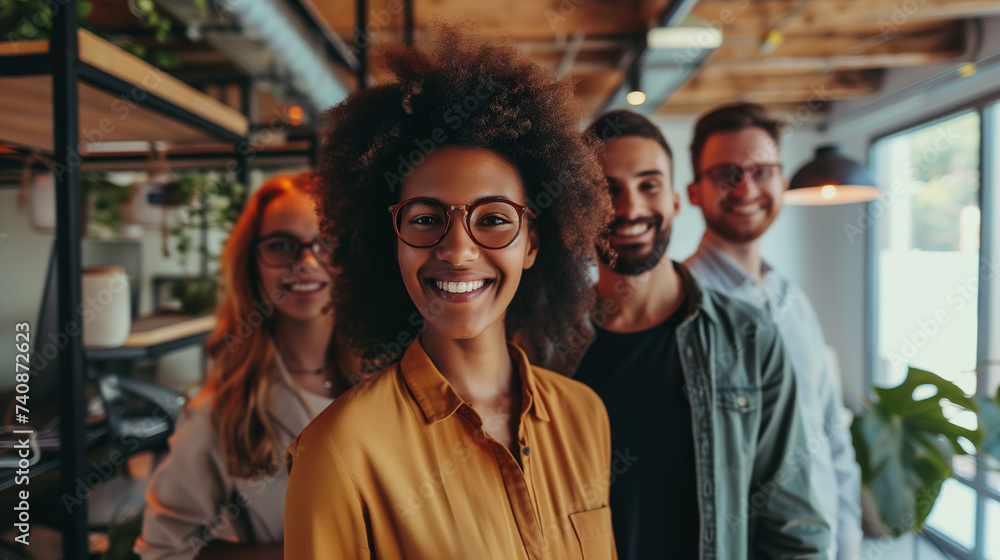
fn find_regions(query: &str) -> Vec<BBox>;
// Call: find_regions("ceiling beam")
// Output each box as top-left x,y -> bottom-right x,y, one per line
690,0 -> 1000,34
708,20 -> 964,71
666,68 -> 881,107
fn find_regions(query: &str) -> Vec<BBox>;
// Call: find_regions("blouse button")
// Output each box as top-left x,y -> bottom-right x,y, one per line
737,395 -> 748,407
522,446 -> 530,456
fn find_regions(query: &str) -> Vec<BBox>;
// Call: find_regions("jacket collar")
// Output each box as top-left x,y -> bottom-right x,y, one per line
400,335 -> 550,424
674,260 -> 719,325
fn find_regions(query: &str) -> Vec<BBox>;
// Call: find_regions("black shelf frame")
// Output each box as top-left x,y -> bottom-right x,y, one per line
2,8 -> 250,557
84,331 -> 213,363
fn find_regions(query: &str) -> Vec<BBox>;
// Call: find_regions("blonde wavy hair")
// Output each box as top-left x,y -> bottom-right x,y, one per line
204,170 -> 322,477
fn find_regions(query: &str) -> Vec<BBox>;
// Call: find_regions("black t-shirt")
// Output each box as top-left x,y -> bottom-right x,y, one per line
573,302 -> 699,560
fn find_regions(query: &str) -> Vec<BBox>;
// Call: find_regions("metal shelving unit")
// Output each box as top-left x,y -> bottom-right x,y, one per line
0,8 -> 250,557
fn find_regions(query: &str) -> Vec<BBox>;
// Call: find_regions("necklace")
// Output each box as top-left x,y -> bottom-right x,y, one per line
286,364 -> 334,390
286,365 -> 324,375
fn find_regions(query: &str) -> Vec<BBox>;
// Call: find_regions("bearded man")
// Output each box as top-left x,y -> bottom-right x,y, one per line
555,109 -> 831,560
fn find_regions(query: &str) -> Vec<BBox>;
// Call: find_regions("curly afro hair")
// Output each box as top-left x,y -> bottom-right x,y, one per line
316,25 -> 612,369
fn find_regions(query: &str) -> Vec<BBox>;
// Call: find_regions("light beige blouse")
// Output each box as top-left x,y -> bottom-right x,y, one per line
135,354 -> 332,560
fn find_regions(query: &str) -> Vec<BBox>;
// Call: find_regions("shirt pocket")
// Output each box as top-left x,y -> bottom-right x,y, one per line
569,506 -> 614,560
715,385 -> 763,459
715,385 -> 761,412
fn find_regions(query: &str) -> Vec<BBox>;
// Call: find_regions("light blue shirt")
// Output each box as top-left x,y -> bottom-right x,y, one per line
685,237 -> 862,560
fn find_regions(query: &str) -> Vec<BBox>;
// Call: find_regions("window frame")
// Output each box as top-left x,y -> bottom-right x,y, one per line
866,93 -> 1000,559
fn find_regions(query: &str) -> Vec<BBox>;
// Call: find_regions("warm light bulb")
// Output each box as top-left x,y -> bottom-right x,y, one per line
820,185 -> 837,200
626,91 -> 646,106
287,105 -> 304,126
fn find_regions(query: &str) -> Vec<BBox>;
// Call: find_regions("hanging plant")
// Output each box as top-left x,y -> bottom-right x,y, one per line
166,171 -> 246,315
82,172 -> 135,238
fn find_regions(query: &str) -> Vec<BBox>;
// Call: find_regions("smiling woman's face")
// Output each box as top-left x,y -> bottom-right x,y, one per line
256,190 -> 335,322
396,147 -> 538,342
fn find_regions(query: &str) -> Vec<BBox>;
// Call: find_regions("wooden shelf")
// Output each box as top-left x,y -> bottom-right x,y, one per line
85,313 -> 216,362
0,30 -> 248,152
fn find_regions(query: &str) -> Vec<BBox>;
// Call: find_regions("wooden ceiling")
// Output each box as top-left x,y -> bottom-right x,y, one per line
307,0 -> 998,120
83,0 -> 1000,121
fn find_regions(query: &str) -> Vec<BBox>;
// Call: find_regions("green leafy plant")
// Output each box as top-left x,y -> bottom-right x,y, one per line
168,275 -> 218,316
852,367 -> 985,537
82,172 -> 134,238
166,172 -> 245,315
0,0 -> 179,68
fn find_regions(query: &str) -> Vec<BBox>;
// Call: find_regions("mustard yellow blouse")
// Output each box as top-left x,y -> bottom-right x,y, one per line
284,337 -> 616,560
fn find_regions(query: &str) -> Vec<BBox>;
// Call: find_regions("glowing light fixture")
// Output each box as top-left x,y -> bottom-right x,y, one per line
287,105 -> 304,126
647,26 -> 723,49
626,64 -> 645,106
786,145 -> 879,206
627,91 -> 647,105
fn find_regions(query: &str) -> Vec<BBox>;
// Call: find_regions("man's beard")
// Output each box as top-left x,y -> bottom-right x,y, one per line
707,195 -> 778,243
598,217 -> 672,276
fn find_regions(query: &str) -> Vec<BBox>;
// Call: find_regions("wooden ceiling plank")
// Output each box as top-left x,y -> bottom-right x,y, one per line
668,69 -> 881,106
691,0 -> 1000,33
705,19 -> 964,71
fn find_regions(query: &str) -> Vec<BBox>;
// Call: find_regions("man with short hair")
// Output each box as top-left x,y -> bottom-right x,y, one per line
685,102 -> 862,560
547,109 -> 830,560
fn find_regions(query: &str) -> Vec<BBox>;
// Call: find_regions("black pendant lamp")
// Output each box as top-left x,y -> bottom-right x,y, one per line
786,145 -> 879,205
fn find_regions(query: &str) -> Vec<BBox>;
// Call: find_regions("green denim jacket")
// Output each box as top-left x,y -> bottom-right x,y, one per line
533,262 -> 831,560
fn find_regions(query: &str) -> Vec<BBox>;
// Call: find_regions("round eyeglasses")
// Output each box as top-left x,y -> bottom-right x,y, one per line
388,197 -> 536,249
255,234 -> 336,268
698,162 -> 782,191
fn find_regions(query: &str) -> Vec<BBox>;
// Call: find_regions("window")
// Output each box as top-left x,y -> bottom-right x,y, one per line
870,101 -> 1000,559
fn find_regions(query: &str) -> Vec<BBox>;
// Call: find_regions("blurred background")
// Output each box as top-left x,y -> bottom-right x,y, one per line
1,0 -> 999,558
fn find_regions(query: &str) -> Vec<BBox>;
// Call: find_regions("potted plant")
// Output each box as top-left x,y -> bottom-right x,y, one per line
82,172 -> 135,238
166,171 -> 245,315
852,364 -> 999,538
0,0 -> 180,67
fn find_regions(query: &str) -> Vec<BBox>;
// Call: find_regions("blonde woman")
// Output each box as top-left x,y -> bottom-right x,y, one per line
136,171 -> 354,560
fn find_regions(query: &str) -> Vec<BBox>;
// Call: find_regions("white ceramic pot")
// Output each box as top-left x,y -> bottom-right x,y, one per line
29,172 -> 56,232
82,265 -> 131,348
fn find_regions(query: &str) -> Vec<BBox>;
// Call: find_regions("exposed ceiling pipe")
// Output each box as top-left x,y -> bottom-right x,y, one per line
556,31 -> 586,78
155,0 -> 353,112
595,0 -> 719,117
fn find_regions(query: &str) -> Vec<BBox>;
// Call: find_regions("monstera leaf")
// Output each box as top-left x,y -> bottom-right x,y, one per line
852,367 -> 984,537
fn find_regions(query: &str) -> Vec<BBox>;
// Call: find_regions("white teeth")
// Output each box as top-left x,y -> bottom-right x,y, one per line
289,282 -> 320,292
614,224 -> 650,237
729,203 -> 762,215
435,279 -> 486,294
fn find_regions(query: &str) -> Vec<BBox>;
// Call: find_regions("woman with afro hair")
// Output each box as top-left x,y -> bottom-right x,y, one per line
284,26 -> 617,560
